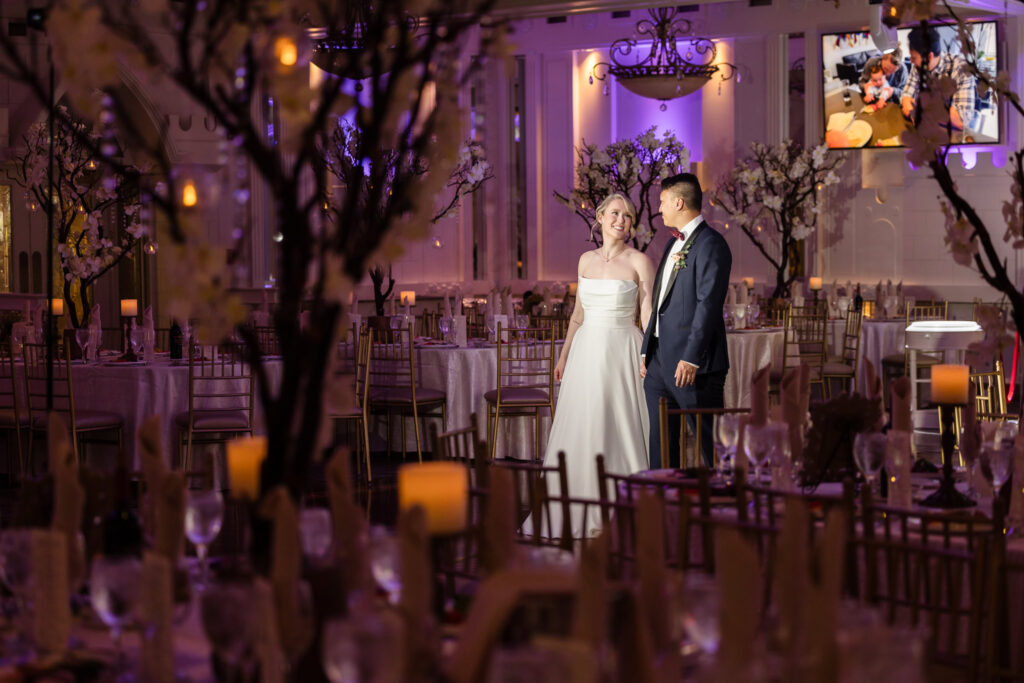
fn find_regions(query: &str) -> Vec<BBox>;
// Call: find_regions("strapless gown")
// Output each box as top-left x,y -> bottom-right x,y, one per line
525,277 -> 649,538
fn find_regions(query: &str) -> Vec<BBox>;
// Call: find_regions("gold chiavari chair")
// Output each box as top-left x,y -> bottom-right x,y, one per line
493,451 -> 575,552
485,324 -> 555,460
657,398 -> 751,469
175,341 -> 255,474
529,314 -> 570,341
855,489 -> 991,680
253,326 -> 280,356
981,528 -> 1024,682
328,328 -> 373,482
421,310 -> 442,340
430,413 -> 481,464
0,344 -> 25,478
770,305 -> 827,402
823,306 -> 864,398
23,342 -> 123,467
368,326 -> 446,462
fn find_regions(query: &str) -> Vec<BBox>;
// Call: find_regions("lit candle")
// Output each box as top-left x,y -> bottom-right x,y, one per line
809,277 -> 823,291
399,290 -> 416,307
398,462 -> 468,535
120,299 -> 138,317
741,277 -> 754,289
181,181 -> 198,208
226,436 -> 268,501
50,298 -> 64,316
930,364 -> 969,405
568,282 -> 578,295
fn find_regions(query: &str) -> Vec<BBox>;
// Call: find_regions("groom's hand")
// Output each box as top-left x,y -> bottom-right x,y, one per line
674,360 -> 697,387
639,356 -> 647,379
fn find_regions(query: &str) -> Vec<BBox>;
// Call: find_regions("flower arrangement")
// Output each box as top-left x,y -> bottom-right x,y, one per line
322,120 -> 492,315
710,140 -> 844,299
11,106 -> 149,328
554,126 -> 689,251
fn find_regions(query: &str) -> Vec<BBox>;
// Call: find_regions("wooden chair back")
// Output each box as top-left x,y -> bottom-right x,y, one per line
494,324 -> 555,397
186,341 -> 255,427
657,398 -> 750,469
368,326 -> 416,391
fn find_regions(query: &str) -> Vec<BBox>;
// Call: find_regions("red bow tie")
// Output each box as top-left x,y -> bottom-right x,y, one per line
667,228 -> 686,241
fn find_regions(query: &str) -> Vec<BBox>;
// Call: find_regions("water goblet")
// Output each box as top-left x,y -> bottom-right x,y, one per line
723,307 -> 733,331
994,421 -> 1018,451
733,303 -> 747,330
714,413 -> 741,482
201,578 -> 258,682
853,432 -> 887,496
747,302 -> 761,328
322,619 -> 359,683
980,441 -> 1015,492
837,296 -> 851,319
185,489 -> 224,590
75,327 -> 90,362
485,314 -> 498,341
765,421 -> 792,483
439,316 -> 453,343
368,526 -> 401,604
743,423 -> 774,484
90,553 -> 142,679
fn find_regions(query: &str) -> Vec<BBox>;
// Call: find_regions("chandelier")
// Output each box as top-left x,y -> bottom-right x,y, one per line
309,1 -> 418,79
591,8 -> 738,111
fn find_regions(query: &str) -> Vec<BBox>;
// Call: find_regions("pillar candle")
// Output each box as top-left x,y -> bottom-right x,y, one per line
741,277 -> 754,289
226,436 -> 267,501
50,298 -> 64,316
399,291 -> 416,307
931,364 -> 969,405
120,299 -> 138,317
809,277 -> 823,291
398,462 -> 468,535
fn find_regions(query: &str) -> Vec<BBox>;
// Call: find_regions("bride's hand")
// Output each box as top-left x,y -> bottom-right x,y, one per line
639,357 -> 646,379
554,357 -> 566,382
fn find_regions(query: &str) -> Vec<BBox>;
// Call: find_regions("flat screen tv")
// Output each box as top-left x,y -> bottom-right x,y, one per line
821,20 -> 999,149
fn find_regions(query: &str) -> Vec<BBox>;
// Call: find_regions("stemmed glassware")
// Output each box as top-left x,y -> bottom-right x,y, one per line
743,423 -> 775,484
853,432 -> 887,496
201,577 -> 258,682
680,572 -> 720,657
980,440 -> 1015,494
837,296 -> 851,319
299,507 -> 333,563
75,327 -> 91,363
90,553 -> 142,680
732,303 -> 747,330
368,526 -> 401,604
746,302 -> 761,328
185,489 -> 224,590
439,316 -> 453,343
714,413 -> 741,483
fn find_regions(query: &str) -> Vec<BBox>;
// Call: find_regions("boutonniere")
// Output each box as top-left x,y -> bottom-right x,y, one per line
670,229 -> 700,272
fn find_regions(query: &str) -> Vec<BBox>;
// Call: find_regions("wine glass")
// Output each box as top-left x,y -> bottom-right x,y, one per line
837,296 -> 851,319
322,619 -> 359,683
89,326 -> 102,361
722,306 -> 733,331
747,302 -> 761,328
299,507 -> 333,563
75,327 -> 90,362
743,423 -> 774,484
980,441 -> 1015,492
439,316 -> 453,343
322,604 -> 403,683
485,314 -> 498,341
714,414 -> 741,482
90,553 -> 142,679
201,578 -> 258,682
766,421 -> 792,483
853,432 -> 887,496
185,489 -> 224,590
368,526 -> 401,604
733,303 -> 747,330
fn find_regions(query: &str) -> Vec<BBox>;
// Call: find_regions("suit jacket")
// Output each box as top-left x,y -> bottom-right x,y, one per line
641,221 -> 732,375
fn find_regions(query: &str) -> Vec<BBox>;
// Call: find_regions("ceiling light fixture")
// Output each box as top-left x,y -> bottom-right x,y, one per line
590,7 -> 739,111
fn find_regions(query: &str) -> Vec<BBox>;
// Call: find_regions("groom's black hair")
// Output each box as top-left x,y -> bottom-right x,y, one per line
661,173 -> 702,212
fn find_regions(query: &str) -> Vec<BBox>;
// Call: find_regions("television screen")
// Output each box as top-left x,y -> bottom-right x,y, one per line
821,21 -> 999,149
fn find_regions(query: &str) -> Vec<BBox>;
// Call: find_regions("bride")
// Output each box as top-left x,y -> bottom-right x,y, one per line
530,192 -> 655,538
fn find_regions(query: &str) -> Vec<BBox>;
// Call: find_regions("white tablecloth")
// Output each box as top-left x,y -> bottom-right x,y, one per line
725,328 -> 784,408
857,320 -> 906,395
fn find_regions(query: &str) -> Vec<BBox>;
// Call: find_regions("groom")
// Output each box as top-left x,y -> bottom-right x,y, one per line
641,173 -> 732,469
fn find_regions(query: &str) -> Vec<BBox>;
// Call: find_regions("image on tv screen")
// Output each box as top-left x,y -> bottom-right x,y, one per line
821,21 -> 999,149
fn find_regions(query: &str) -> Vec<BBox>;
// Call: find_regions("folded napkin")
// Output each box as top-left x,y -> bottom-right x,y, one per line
444,294 -> 453,318
31,529 -> 71,655
792,294 -> 804,308
48,413 -> 84,586
635,492 -> 671,655
261,486 -> 313,663
483,467 -> 516,573
140,551 -> 176,683
797,508 -> 847,682
399,505 -> 433,681
726,285 -> 737,306
388,297 -> 397,316
89,303 -> 102,330
456,289 -> 464,316
139,415 -> 167,538
143,306 -> 155,335
896,280 -> 903,296
404,298 -> 412,317
572,533 -> 609,648
155,472 -> 186,562
874,281 -> 883,308
781,365 -> 807,465
891,376 -> 912,433
716,528 -> 760,670
31,300 -> 43,335
862,359 -> 883,427
886,279 -> 894,298
254,577 -> 286,683
774,498 -> 810,653
326,449 -> 369,592
750,366 -> 771,426
739,284 -> 750,305
503,291 -> 514,317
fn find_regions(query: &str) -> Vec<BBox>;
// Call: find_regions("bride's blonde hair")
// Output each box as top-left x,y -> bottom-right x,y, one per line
592,193 -> 637,241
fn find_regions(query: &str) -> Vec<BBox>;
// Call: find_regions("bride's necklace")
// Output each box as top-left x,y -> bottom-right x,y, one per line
600,245 -> 626,262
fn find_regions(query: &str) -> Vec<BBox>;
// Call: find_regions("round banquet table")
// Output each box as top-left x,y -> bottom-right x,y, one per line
13,356 -> 283,468
856,319 -> 906,395
725,327 -> 784,408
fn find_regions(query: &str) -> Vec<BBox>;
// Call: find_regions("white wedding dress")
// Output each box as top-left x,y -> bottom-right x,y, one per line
526,277 -> 649,539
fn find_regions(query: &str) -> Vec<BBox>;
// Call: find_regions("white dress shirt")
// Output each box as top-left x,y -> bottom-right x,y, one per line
653,214 -> 703,339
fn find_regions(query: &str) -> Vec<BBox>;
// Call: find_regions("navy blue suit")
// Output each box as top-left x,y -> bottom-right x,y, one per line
642,222 -> 732,468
